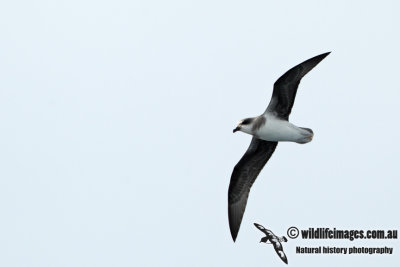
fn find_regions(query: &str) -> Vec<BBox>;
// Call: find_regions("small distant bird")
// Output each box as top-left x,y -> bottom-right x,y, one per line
228,53 -> 330,241
254,223 -> 288,264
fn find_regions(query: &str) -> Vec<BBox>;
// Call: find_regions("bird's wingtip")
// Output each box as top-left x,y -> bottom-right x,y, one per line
321,51 -> 331,57
280,256 -> 288,264
308,51 -> 331,64
230,231 -> 237,242
229,221 -> 238,242
228,206 -> 242,242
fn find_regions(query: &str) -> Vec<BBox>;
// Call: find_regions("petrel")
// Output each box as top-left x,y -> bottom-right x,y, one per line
254,223 -> 288,264
228,52 -> 330,241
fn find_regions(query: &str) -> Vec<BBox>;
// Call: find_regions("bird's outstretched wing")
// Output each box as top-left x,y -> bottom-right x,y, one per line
228,138 -> 278,241
266,52 -> 330,120
273,241 -> 288,264
254,223 -> 269,235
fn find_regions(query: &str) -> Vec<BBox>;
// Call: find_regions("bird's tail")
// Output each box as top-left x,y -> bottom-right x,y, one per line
296,127 -> 314,144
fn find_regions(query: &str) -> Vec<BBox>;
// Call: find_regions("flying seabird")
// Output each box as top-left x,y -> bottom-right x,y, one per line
254,223 -> 288,264
228,52 -> 330,241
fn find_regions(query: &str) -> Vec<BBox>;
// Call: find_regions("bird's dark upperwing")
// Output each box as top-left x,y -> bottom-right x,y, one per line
266,52 -> 330,120
273,241 -> 288,264
228,138 -> 278,241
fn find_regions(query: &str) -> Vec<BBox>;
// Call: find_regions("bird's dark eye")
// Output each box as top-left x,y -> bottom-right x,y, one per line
241,118 -> 254,125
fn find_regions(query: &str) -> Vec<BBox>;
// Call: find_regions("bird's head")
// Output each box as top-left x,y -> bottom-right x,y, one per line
260,236 -> 269,243
233,118 -> 254,134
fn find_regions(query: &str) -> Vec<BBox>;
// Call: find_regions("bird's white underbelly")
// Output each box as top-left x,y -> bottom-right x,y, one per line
256,116 -> 306,142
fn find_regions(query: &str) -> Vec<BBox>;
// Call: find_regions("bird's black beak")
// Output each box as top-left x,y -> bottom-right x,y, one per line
233,126 -> 240,133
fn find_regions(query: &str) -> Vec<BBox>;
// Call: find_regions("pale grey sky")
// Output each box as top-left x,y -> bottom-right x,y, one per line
0,0 -> 399,266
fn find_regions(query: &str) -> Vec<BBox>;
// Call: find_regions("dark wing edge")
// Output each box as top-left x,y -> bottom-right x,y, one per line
273,241 -> 288,264
266,52 -> 330,120
228,137 -> 278,242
